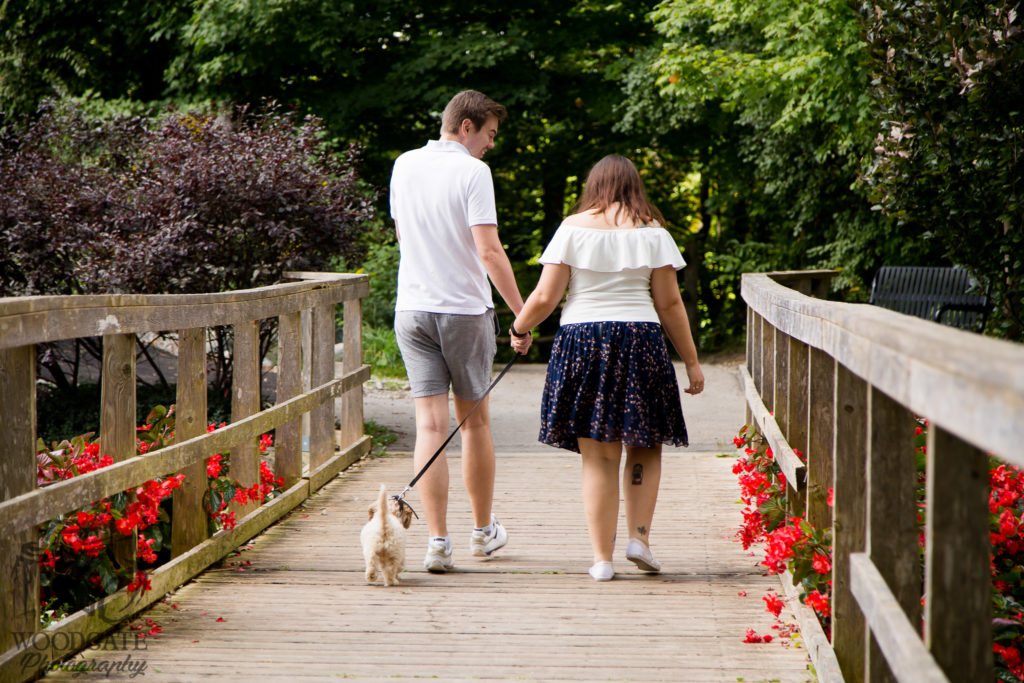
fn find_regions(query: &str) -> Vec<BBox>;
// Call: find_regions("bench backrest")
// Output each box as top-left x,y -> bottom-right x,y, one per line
868,265 -> 989,332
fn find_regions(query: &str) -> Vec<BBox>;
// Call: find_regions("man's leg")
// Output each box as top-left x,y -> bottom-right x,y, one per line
413,393 -> 451,539
453,393 -> 494,528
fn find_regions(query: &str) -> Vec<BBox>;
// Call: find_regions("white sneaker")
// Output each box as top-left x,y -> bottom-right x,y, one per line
423,539 -> 454,573
470,516 -> 508,557
589,561 -> 615,581
625,538 -> 661,573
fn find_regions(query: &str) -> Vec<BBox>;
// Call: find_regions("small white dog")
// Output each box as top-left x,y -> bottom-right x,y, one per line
360,485 -> 414,586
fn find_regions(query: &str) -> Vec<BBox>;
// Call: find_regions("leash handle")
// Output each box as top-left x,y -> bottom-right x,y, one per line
403,353 -> 520,492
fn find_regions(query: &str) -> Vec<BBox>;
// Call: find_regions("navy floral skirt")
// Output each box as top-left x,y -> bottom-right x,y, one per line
539,321 -> 689,453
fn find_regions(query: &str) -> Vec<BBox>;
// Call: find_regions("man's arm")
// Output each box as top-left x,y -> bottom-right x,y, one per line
470,224 -> 525,315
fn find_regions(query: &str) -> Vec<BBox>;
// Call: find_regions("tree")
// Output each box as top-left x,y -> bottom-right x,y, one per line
614,0 -> 925,347
861,0 -> 1024,338
0,0 -> 189,118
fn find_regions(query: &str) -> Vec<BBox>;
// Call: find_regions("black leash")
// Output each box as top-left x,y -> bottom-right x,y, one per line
391,353 -> 521,519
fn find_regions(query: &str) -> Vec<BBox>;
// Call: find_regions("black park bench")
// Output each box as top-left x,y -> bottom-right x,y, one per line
868,265 -> 991,333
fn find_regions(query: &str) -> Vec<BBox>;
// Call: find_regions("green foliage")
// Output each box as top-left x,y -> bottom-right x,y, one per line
362,325 -> 406,380
3,0 -> 1022,350
0,0 -> 189,118
356,240 -> 400,330
364,419 -> 398,458
648,0 -> 873,145
860,1 -> 1024,337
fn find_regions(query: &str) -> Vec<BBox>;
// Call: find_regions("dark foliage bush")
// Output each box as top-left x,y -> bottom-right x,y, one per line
1,98 -> 380,400
0,98 -> 379,297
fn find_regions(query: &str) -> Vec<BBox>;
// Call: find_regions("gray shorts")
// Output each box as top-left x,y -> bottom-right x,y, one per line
395,310 -> 499,400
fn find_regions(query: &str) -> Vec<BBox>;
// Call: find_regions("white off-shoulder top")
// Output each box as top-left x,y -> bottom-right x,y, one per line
538,224 -> 686,325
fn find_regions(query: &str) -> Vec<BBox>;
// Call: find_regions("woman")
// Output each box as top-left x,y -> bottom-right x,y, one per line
510,154 -> 704,581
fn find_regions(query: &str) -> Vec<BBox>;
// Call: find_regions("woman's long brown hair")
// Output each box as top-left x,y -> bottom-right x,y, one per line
574,154 -> 665,227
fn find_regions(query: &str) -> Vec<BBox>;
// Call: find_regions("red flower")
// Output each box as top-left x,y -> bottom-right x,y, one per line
39,549 -> 60,569
207,454 -> 223,478
127,570 -> 152,593
812,552 -> 832,575
806,590 -> 831,617
763,591 -> 784,617
743,628 -> 772,643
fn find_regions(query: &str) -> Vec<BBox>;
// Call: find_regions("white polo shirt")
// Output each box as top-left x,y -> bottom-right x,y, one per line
390,139 -> 497,314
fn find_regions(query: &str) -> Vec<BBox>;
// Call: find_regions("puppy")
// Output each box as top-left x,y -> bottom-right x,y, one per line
360,485 -> 414,586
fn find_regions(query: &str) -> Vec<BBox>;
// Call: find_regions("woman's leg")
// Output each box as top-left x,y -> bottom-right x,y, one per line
623,445 -> 662,546
578,437 -> 623,563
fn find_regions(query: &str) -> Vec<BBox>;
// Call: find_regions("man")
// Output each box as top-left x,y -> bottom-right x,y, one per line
389,90 -> 532,572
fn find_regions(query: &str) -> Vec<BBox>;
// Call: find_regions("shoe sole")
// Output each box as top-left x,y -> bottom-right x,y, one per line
626,553 -> 661,573
471,539 -> 506,557
425,564 -> 451,573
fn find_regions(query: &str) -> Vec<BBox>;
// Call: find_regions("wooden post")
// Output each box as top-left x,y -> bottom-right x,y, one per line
832,363 -> 868,681
276,310 -> 303,487
752,312 -> 763,396
924,425 -> 992,682
101,333 -> 137,574
309,303 -> 335,471
172,328 -> 209,557
231,320 -> 261,518
786,337 -> 808,517
761,318 -> 774,414
807,347 -> 834,529
745,307 -> 754,427
865,387 -> 919,683
787,338 -> 810,457
300,309 -> 312,455
341,298 -> 364,448
0,345 -> 38,652
774,327 -> 790,436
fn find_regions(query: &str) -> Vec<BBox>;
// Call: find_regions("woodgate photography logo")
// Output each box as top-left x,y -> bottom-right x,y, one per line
14,631 -> 149,679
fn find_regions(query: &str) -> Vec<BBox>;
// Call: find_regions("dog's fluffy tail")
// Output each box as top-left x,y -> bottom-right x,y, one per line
376,484 -> 392,541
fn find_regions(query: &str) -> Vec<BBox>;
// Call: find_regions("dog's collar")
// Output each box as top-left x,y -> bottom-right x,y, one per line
390,494 -> 419,519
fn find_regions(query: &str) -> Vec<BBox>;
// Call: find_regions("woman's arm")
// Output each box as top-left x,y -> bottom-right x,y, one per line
510,263 -> 571,353
651,266 -> 705,394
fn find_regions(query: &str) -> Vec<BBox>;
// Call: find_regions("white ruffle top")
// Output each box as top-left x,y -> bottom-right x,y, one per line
538,224 -> 686,325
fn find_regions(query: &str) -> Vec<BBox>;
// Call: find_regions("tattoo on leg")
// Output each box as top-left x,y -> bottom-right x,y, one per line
637,525 -> 647,537
631,463 -> 643,485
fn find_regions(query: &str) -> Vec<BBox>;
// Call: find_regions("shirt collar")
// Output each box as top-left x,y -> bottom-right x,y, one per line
426,139 -> 471,155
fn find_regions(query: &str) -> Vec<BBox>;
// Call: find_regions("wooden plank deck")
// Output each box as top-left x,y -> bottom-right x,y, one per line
42,447 -> 815,682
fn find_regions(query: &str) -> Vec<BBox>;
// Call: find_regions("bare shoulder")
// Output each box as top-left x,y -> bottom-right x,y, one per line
562,209 -> 626,230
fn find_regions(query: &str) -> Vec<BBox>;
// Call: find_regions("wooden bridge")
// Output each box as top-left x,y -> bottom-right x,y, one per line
2,270 -> 1023,681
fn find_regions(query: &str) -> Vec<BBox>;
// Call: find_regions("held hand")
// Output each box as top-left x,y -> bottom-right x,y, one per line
683,363 -> 705,395
510,329 -> 533,355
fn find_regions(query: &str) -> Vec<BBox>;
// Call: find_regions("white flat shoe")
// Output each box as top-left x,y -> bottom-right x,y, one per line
625,538 -> 661,573
589,561 -> 615,581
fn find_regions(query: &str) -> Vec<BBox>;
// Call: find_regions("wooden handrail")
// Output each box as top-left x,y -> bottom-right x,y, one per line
741,270 -> 1023,682
0,272 -> 371,682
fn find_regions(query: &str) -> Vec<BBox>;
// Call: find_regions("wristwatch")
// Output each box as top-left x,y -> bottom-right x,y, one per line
509,323 -> 530,338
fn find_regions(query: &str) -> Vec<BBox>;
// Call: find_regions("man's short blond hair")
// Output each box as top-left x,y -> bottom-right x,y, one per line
441,90 -> 508,135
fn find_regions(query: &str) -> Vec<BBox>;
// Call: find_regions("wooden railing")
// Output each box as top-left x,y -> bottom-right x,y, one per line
742,270 -> 1024,683
0,272 -> 371,682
